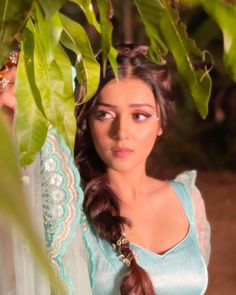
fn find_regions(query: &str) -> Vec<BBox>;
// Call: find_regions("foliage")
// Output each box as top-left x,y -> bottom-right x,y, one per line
60,13 -> 100,103
135,0 -> 211,118
15,27 -> 48,166
181,0 -> 236,82
1,0 -> 216,166
201,0 -> 236,82
0,0 -> 34,65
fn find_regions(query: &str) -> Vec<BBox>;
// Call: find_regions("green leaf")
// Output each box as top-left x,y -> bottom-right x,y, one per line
27,9 -> 76,153
134,0 -> 168,63
96,0 -> 118,77
72,0 -> 118,78
37,0 -> 67,18
60,13 -> 100,102
201,0 -> 236,82
15,27 -> 48,167
71,0 -> 101,32
0,111 -> 66,295
34,6 -> 63,64
0,0 -> 33,66
135,0 -> 212,118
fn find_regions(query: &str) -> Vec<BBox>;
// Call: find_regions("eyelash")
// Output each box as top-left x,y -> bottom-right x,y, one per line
94,110 -> 152,122
132,112 -> 152,121
94,110 -> 115,120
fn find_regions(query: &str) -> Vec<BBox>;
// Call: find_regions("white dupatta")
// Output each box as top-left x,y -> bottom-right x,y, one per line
0,128 -> 92,295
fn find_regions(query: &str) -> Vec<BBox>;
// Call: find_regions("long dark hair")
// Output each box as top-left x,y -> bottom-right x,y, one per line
74,45 -> 175,295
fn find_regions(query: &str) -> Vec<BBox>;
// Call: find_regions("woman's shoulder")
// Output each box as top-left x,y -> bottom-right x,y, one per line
146,176 -> 170,196
147,170 -> 197,194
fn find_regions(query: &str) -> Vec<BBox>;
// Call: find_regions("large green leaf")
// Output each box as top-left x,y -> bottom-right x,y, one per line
134,0 -> 212,118
0,0 -> 33,66
73,0 -> 118,78
60,13 -> 100,103
15,28 -> 48,167
200,0 -> 236,82
37,0 -> 67,18
72,0 -> 101,32
134,0 -> 168,63
33,6 -> 63,63
0,111 -> 66,295
96,0 -> 118,78
27,8 -> 76,153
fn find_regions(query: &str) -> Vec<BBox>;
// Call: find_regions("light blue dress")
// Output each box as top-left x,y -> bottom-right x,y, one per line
40,128 -> 210,295
81,181 -> 208,295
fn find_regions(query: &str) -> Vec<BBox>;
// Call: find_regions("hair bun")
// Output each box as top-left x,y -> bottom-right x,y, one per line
117,44 -> 148,58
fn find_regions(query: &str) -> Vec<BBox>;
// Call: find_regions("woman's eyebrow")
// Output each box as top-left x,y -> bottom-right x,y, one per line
96,102 -> 117,109
129,103 -> 155,109
96,102 -> 155,109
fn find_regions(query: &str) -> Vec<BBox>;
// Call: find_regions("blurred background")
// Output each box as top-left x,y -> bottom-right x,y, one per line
61,1 -> 236,294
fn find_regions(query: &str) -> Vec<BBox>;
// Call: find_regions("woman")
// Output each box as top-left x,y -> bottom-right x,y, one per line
0,45 -> 210,295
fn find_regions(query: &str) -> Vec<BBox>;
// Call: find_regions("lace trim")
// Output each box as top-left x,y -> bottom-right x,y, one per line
40,128 -> 83,294
174,170 -> 211,266
174,170 -> 197,188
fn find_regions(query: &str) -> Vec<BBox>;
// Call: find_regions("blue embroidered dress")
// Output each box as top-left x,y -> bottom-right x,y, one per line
37,129 -> 210,295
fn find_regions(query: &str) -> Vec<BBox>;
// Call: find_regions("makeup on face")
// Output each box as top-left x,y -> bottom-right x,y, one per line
88,78 -> 163,172
91,102 -> 160,123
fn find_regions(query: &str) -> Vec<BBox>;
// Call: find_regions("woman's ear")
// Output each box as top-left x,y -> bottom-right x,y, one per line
157,127 -> 163,137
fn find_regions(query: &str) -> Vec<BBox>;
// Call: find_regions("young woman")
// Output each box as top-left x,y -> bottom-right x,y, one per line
0,45 -> 210,295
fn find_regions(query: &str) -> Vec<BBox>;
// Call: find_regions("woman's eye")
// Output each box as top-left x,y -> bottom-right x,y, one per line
132,112 -> 151,121
94,110 -> 115,120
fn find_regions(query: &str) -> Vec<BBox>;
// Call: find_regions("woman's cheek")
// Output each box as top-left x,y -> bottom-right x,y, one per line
136,128 -> 158,145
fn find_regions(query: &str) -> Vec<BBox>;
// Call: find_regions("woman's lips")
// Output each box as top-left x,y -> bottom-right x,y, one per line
112,147 -> 133,157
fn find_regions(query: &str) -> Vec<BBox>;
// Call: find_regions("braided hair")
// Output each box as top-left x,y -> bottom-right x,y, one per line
74,44 -> 175,295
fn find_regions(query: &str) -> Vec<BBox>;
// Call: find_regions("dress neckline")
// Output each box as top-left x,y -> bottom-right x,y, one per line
130,224 -> 191,258
129,180 -> 192,258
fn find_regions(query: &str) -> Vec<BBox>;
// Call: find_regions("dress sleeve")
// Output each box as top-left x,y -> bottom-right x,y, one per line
8,127 -> 92,295
39,127 -> 92,295
175,170 -> 211,266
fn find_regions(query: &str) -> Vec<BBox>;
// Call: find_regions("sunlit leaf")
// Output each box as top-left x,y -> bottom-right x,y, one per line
135,0 -> 212,118
34,6 -> 63,63
27,9 -> 76,153
201,0 -> 236,82
60,13 -> 100,102
96,0 -> 118,77
37,0 -> 67,18
72,0 -> 101,32
0,0 -> 33,66
0,111 -> 66,295
15,27 -> 48,167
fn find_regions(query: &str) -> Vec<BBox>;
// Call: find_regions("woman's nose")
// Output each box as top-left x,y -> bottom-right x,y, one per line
110,116 -> 129,140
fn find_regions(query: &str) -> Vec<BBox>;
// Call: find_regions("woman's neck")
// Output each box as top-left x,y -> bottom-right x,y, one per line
107,166 -> 148,203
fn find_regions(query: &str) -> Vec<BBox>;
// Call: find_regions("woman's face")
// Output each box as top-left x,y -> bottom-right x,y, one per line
88,77 -> 163,173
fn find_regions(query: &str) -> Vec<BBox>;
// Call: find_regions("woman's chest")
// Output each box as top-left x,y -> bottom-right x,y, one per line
121,195 -> 189,255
